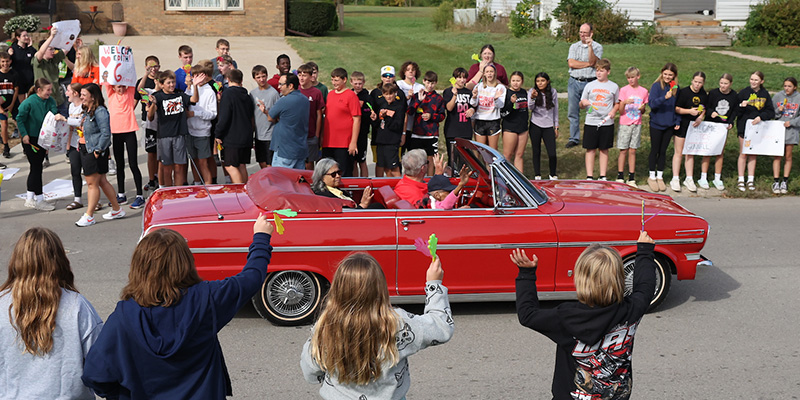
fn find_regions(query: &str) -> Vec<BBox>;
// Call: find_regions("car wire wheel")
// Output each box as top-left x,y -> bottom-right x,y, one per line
253,270 -> 323,325
623,255 -> 671,311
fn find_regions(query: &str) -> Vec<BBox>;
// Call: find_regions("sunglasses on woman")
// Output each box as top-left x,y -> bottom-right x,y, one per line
327,170 -> 342,177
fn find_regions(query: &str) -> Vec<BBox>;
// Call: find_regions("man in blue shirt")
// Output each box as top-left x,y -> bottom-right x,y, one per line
268,73 -> 310,169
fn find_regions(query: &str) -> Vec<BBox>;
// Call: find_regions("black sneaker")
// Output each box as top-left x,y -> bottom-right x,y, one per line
0,161 -> 6,169
565,141 -> 579,149
2,144 -> 9,158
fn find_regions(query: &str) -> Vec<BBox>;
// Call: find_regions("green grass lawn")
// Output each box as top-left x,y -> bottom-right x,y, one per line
288,6 -> 799,195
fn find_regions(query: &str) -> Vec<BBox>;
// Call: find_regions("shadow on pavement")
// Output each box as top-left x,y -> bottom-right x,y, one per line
653,263 -> 740,312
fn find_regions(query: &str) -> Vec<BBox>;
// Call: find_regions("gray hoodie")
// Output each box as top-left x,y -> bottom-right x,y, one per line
772,90 -> 800,142
301,280 -> 454,400
0,289 -> 103,399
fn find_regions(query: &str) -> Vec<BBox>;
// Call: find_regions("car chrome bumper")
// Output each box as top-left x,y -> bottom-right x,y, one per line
697,255 -> 713,268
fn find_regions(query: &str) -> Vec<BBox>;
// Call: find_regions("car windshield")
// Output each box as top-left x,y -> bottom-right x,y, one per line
454,139 -> 548,207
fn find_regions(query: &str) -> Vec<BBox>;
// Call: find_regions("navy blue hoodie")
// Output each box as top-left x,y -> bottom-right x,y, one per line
648,82 -> 681,130
82,233 -> 272,399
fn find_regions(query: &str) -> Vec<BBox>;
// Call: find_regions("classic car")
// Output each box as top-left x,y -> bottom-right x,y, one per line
141,139 -> 710,326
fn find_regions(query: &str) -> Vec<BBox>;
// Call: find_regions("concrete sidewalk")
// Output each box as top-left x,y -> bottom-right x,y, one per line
80,34 -> 302,90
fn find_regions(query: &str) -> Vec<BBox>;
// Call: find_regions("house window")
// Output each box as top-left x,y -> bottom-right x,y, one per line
166,0 -> 243,11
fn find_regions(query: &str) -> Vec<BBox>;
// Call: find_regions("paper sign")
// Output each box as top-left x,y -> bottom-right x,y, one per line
50,20 -> 81,50
99,45 -> 137,86
742,119 -> 785,156
683,121 -> 729,156
37,111 -> 69,153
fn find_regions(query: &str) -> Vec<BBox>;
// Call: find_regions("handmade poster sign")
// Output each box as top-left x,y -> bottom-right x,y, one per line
99,45 -> 137,86
683,121 -> 728,156
37,112 -> 69,153
50,20 -> 81,50
743,119 -> 785,156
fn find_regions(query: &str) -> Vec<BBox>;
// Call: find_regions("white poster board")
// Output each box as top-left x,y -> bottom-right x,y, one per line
50,20 -> 81,50
683,121 -> 729,156
742,119 -> 785,156
98,45 -> 137,86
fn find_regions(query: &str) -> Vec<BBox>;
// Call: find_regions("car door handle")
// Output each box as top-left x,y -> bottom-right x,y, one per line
401,220 -> 425,226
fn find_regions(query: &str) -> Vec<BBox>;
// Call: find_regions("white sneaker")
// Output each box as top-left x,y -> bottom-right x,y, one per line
549,175 -> 558,180
103,208 -> 126,220
24,198 -> 36,208
712,179 -> 725,190
626,179 -> 637,188
670,177 -> 681,192
534,175 -> 542,180
697,178 -> 709,190
683,177 -> 697,192
34,199 -> 55,211
108,159 -> 117,176
75,214 -> 96,227
780,181 -> 788,194
772,182 -> 780,194
615,178 -> 625,183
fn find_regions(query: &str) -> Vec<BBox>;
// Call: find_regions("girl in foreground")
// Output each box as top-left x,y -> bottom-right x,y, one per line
0,227 -> 103,399
82,214 -> 274,399
512,231 -> 656,400
301,253 -> 454,399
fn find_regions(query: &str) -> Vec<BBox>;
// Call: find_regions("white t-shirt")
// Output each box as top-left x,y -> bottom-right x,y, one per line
470,82 -> 506,121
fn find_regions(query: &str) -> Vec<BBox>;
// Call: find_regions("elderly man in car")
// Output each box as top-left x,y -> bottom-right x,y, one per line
394,149 -> 445,208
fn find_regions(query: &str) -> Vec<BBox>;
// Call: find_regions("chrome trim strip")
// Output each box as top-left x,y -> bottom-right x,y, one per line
685,253 -> 702,261
390,291 -> 577,304
190,238 -> 702,254
676,229 -> 705,237
397,242 -> 558,251
559,238 -> 704,247
191,245 -> 398,254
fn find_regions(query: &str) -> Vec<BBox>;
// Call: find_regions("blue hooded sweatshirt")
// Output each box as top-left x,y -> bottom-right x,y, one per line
648,82 -> 681,130
82,233 -> 272,399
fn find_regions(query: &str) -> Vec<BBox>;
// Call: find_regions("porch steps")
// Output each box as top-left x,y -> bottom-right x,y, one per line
657,15 -> 732,47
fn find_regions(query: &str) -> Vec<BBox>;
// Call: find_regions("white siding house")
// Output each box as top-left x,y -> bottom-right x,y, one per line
476,0 -> 762,27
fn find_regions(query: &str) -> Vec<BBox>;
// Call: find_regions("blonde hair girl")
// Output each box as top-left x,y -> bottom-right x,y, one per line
72,45 -> 100,85
511,231 -> 657,399
0,227 -> 103,399
302,253 -> 454,399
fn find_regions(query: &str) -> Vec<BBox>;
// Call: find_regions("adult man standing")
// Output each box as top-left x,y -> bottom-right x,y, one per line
566,23 -> 603,148
268,73 -> 309,169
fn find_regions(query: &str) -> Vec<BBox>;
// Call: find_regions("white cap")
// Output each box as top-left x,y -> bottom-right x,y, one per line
380,65 -> 396,77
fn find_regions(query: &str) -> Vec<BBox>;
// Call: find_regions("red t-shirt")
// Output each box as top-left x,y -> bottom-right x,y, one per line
267,74 -> 280,91
322,89 -> 360,149
299,86 -> 325,139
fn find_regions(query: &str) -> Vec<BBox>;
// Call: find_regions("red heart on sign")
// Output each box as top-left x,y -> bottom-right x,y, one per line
100,56 -> 111,68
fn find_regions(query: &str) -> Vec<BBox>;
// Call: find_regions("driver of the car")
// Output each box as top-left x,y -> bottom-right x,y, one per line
394,149 -> 433,208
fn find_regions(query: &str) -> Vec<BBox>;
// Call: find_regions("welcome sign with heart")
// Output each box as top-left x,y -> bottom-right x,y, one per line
99,45 -> 137,87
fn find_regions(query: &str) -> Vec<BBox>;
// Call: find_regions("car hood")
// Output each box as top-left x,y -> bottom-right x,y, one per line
143,185 -> 248,227
536,180 -> 692,216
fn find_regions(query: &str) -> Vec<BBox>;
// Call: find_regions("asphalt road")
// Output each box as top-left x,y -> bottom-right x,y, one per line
1,170 -> 797,398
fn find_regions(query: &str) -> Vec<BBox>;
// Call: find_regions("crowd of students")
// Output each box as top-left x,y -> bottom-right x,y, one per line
3,33 -> 799,223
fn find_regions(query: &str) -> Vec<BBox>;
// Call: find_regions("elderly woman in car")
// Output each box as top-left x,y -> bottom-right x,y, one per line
311,158 -> 375,208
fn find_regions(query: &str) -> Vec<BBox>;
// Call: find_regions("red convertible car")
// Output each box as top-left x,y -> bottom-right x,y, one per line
141,139 -> 710,326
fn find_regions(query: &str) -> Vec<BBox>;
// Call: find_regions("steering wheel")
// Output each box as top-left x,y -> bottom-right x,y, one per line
466,175 -> 486,208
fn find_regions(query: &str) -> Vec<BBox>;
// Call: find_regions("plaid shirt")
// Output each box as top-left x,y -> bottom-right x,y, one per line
407,91 -> 445,137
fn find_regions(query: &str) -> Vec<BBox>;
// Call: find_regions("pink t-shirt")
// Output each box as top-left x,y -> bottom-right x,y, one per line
104,85 -> 139,133
618,84 -> 649,125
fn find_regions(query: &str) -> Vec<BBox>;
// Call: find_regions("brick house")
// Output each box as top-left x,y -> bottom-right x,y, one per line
53,0 -> 285,36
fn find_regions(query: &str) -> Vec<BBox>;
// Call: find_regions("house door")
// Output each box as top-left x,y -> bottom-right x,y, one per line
658,0 -> 715,13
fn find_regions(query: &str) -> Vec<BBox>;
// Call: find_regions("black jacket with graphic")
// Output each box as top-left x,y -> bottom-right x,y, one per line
516,243 -> 656,400
735,86 -> 775,135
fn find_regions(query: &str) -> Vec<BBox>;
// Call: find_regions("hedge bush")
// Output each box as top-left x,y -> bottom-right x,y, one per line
432,1 -> 454,31
553,0 -> 634,44
736,0 -> 800,46
3,14 -> 39,38
288,1 -> 336,36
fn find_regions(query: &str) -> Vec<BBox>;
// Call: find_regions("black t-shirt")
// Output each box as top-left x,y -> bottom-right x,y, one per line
704,88 -> 738,124
373,96 -> 406,145
135,76 -> 156,121
153,91 -> 191,138
370,86 -> 406,141
0,69 -> 19,110
10,43 -> 35,91
501,88 -> 530,133
442,86 -> 474,139
675,86 -> 708,133
354,89 -> 372,139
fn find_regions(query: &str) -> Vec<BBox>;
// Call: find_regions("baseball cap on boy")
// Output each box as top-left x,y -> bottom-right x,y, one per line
427,175 -> 457,193
380,65 -> 395,77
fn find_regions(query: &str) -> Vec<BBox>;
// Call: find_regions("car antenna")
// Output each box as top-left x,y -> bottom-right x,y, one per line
185,151 -> 224,220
